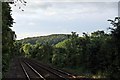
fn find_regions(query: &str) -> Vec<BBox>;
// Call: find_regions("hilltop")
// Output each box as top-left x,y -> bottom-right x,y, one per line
17,34 -> 70,45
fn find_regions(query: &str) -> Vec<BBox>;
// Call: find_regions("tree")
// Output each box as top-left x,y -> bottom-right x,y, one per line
30,43 -> 40,58
22,43 -> 32,57
52,48 -> 66,67
13,41 -> 22,56
35,43 -> 53,63
2,2 -> 16,74
107,17 -> 120,79
2,0 -> 26,75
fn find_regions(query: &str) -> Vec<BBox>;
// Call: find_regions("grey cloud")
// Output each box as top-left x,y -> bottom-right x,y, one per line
27,2 -> 52,10
38,0 -> 119,2
11,1 -> 118,15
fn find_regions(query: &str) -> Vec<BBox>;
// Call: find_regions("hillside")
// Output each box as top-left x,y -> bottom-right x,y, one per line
18,34 -> 70,45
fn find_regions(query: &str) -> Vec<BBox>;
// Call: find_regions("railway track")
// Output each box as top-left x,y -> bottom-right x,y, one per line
24,58 -> 76,79
4,57 -> 100,80
20,60 -> 46,80
20,58 -> 71,80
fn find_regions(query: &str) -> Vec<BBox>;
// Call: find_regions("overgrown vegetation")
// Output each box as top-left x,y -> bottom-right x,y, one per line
2,0 -> 26,76
14,17 -> 120,79
2,2 -> 16,75
2,1 -> 120,79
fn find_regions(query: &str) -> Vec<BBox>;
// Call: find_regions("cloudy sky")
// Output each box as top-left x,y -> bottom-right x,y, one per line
10,0 -> 119,40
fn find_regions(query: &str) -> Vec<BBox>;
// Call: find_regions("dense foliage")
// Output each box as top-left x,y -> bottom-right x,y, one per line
107,17 -> 120,79
18,34 -> 70,45
15,17 -> 120,79
2,2 -> 120,79
2,2 -> 16,75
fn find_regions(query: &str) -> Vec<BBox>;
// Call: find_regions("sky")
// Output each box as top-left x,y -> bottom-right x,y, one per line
10,0 -> 119,40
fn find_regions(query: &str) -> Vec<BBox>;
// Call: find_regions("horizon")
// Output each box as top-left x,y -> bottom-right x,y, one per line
10,1 -> 118,40
16,30 -> 110,40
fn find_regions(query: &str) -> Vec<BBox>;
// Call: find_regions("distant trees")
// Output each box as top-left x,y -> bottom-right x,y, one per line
2,0 -> 119,79
22,43 -> 32,57
36,43 -> 53,63
13,17 -> 120,79
52,48 -> 66,67
13,42 -> 22,56
18,34 -> 69,45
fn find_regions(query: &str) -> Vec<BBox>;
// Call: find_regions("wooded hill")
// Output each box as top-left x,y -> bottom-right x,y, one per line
18,34 -> 70,45
2,2 -> 120,79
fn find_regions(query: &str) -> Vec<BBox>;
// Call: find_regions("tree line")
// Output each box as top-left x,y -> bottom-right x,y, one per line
2,1 -> 120,79
2,2 -> 16,76
2,0 -> 26,76
14,17 -> 120,79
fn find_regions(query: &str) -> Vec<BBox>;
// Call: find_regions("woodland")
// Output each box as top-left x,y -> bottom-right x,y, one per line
2,2 -> 120,79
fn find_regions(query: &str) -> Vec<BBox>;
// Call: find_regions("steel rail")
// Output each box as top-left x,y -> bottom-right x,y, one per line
20,62 -> 30,80
24,61 -> 46,80
26,60 -> 69,80
27,58 -> 75,78
20,60 -> 46,80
